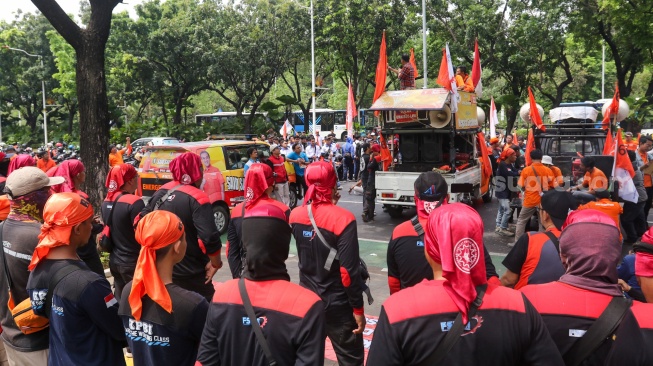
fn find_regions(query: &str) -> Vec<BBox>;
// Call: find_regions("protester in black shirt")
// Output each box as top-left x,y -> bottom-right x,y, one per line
27,192 -> 126,366
140,152 -> 223,301
362,144 -> 380,222
199,203 -> 325,365
368,203 -> 563,366
119,210 -> 208,366
0,167 -> 63,364
102,163 -> 144,299
522,209 -> 651,365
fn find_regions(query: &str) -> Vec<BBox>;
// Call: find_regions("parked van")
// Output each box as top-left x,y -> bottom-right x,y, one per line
137,140 -> 270,234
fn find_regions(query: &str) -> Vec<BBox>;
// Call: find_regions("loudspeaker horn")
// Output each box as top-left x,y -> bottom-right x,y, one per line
601,99 -> 630,122
477,107 -> 486,125
429,106 -> 451,128
519,103 -> 544,123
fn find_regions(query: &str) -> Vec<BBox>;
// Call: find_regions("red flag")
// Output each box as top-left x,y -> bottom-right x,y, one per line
372,32 -> 387,117
603,131 -> 614,156
527,87 -> 545,131
436,48 -> 451,90
615,128 -> 635,178
346,82 -> 357,138
409,48 -> 419,78
379,133 -> 392,171
602,84 -> 620,130
477,132 -> 492,180
471,39 -> 482,96
524,129 -> 535,166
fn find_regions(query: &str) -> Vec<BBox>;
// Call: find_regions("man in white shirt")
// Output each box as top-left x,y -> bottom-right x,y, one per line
280,141 -> 293,157
305,138 -> 321,163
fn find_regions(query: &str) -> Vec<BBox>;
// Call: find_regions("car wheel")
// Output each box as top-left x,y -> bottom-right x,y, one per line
213,205 -> 229,235
386,206 -> 404,218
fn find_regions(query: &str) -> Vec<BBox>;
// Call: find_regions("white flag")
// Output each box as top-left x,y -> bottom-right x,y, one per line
445,44 -> 459,113
490,97 -> 498,139
279,119 -> 293,139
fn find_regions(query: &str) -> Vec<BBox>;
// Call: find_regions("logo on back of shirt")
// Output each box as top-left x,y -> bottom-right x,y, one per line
51,303 -> 64,316
242,316 -> 268,328
126,319 -> 170,346
440,315 -> 484,336
416,240 -> 424,247
31,289 -> 47,310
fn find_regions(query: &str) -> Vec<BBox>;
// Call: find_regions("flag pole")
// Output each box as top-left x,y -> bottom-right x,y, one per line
421,0 -> 428,88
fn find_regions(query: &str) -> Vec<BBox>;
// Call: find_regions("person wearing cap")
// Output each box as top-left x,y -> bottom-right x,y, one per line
268,144 -> 290,206
362,144 -> 381,222
0,167 -> 63,365
109,137 -> 132,167
368,203 -> 563,366
542,155 -> 563,187
521,209 -> 651,365
140,152 -> 223,302
101,164 -> 144,299
625,131 -> 638,151
198,203 -> 325,365
515,149 -> 555,241
289,162 -> 366,365
227,163 -> 290,278
26,193 -> 126,366
243,147 -> 259,176
577,188 -> 624,242
36,150 -> 56,173
118,210 -> 208,366
501,191 -> 577,290
495,148 -> 520,237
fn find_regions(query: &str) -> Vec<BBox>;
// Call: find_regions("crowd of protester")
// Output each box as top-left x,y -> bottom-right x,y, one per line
0,128 -> 650,366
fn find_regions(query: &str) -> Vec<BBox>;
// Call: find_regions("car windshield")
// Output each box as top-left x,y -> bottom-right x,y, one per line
161,139 -> 179,145
224,145 -> 270,169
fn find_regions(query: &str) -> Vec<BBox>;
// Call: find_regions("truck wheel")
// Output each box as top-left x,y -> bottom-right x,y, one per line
386,206 -> 404,218
213,205 -> 230,235
482,182 -> 494,203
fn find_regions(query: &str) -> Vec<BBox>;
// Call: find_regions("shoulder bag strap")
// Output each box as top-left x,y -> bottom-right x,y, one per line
563,296 -> 632,366
530,165 -> 546,193
44,264 -> 83,318
106,193 -> 125,228
410,215 -> 424,237
154,184 -> 184,211
239,278 -> 277,366
307,204 -> 339,270
542,231 -> 560,253
421,284 -> 488,366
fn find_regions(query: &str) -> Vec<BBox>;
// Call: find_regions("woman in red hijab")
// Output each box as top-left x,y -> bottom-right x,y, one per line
48,160 -> 86,195
101,163 -> 145,299
226,163 -> 290,278
7,154 -> 36,176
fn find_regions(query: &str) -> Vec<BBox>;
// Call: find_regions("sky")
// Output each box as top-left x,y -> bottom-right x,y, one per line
1,0 -> 143,22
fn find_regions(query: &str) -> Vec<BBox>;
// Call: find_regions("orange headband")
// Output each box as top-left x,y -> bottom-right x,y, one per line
129,210 -> 185,320
29,193 -> 94,270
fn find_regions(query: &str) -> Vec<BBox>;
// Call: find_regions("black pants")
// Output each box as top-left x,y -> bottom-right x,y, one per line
622,201 -> 645,244
644,187 -> 653,224
363,187 -> 376,220
296,174 -> 307,199
325,310 -> 364,366
109,262 -> 135,300
173,273 -> 215,302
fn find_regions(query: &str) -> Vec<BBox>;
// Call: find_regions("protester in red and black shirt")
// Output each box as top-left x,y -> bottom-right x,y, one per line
388,54 -> 415,90
267,145 -> 290,206
101,164 -> 144,299
140,152 -> 223,302
369,203 -> 563,365
501,190 -> 577,290
198,203 -> 325,366
227,163 -> 290,278
522,210 -> 652,365
290,161 -> 365,366
119,210 -> 208,366
634,229 -> 653,303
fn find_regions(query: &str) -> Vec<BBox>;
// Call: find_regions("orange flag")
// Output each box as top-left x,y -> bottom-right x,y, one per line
372,31 -> 387,117
379,133 -> 392,171
602,84 -> 620,130
603,131 -> 614,156
615,128 -> 635,178
524,129 -> 535,166
527,87 -> 545,131
436,48 -> 451,90
477,132 -> 492,180
409,48 -> 419,78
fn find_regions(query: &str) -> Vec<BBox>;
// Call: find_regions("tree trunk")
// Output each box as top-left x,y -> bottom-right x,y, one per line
174,99 -> 183,125
67,103 -> 76,134
76,40 -> 110,207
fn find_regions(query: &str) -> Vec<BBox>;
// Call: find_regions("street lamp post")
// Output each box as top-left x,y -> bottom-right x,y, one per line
310,0 -> 317,141
2,46 -> 49,146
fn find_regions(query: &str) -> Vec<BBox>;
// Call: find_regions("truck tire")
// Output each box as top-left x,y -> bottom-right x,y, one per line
213,204 -> 230,235
386,206 -> 404,218
482,182 -> 494,203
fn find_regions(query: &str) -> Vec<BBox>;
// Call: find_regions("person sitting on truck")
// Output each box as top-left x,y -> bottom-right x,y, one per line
625,132 -> 638,151
514,149 -> 554,242
454,65 -> 475,93
542,155 -> 563,187
388,54 -> 415,90
495,148 -> 520,237
569,156 -> 608,196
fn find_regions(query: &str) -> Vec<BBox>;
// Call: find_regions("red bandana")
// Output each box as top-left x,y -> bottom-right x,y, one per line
304,161 -> 337,207
48,160 -> 85,194
169,152 -> 203,185
244,163 -> 274,209
7,155 -> 36,176
105,164 -> 137,201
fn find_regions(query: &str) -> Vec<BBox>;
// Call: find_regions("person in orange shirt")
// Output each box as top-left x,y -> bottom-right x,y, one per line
36,150 -> 56,173
108,137 -> 132,167
542,155 -> 563,187
577,189 -> 624,241
625,132 -> 638,151
454,66 -> 475,92
515,149 -> 554,241
502,134 -> 514,151
637,135 -> 653,221
570,156 -> 607,196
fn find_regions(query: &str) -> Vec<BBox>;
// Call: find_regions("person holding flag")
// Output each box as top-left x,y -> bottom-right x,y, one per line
388,54 -> 415,90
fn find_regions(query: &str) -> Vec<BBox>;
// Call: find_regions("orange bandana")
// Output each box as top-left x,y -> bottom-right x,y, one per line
28,192 -> 94,270
129,210 -> 185,320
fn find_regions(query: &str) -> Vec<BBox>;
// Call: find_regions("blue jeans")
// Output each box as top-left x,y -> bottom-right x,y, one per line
496,198 -> 511,229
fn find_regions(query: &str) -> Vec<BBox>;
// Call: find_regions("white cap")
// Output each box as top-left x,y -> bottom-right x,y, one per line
542,155 -> 553,165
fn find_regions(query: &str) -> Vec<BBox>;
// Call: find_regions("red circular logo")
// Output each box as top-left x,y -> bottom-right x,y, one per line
453,238 -> 480,274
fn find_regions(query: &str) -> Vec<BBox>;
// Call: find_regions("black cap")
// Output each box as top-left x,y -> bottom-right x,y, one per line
414,171 -> 448,202
540,190 -> 578,230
